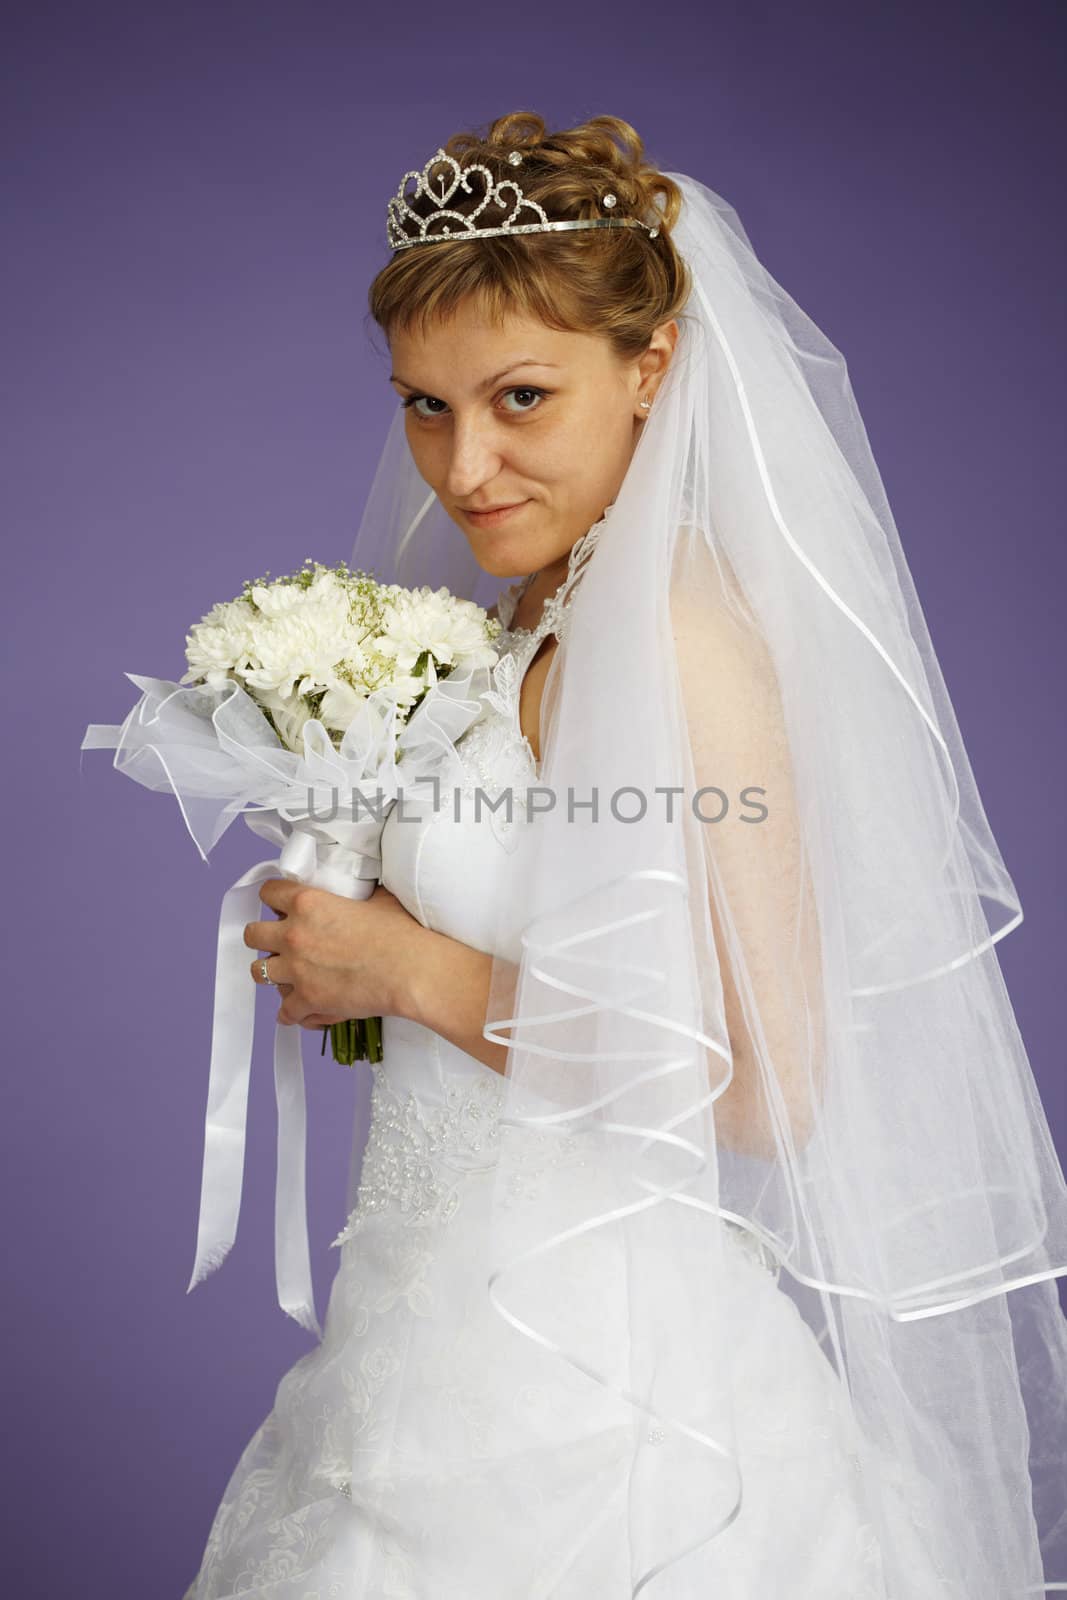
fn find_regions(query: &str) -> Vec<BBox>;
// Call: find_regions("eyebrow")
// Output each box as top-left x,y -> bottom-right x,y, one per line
389,358 -> 560,393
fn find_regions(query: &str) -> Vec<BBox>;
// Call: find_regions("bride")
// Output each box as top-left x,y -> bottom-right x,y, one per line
183,112 -> 1067,1597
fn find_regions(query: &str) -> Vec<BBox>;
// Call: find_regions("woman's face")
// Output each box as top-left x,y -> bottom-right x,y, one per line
388,299 -> 677,582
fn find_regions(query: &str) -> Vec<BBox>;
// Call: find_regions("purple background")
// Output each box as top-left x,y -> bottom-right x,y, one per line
5,1 -> 1064,1590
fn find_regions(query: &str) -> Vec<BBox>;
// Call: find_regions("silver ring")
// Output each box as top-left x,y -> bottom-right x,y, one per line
259,959 -> 275,986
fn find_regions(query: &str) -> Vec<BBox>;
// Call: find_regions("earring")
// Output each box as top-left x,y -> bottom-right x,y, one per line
639,398 -> 652,411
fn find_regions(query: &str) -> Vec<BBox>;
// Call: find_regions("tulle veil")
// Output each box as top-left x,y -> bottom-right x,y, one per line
348,169 -> 1067,1595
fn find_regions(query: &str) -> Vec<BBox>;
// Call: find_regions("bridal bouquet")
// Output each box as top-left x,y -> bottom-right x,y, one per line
81,557 -> 500,1334
194,558 -> 501,1061
86,556 -> 501,1060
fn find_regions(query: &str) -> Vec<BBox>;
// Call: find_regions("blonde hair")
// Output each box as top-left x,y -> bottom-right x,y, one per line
368,111 -> 691,362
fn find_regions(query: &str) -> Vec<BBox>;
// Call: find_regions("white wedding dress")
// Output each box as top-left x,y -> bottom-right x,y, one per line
183,522 -> 922,1599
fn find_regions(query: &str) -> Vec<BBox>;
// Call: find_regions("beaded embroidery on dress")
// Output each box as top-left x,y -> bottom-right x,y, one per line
182,510 -> 920,1599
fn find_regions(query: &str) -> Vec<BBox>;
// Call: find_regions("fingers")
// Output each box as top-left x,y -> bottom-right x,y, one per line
278,996 -> 315,1027
249,954 -> 291,986
259,877 -> 304,915
243,919 -> 284,952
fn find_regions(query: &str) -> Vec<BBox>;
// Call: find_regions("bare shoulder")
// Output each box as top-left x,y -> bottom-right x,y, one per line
670,565 -> 777,698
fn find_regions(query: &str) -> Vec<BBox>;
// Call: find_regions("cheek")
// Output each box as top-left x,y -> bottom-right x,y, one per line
524,415 -> 586,477
403,418 -> 444,478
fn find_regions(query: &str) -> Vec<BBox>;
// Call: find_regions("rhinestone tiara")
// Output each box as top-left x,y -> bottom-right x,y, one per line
387,146 -> 661,253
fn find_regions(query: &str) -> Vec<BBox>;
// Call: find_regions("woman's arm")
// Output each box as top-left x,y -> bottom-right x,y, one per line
670,544 -> 826,1162
249,878 -> 515,1077
402,928 -> 515,1077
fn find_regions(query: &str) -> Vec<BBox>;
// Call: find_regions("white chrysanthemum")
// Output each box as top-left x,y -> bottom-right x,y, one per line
376,586 -> 500,674
181,598 -> 258,689
317,677 -> 370,735
184,563 -> 498,748
256,686 -> 316,753
389,667 -> 439,712
250,566 -> 349,616
249,582 -> 304,617
241,577 -> 357,700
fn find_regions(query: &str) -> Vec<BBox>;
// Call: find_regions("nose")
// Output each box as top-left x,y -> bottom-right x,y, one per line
442,411 -> 506,502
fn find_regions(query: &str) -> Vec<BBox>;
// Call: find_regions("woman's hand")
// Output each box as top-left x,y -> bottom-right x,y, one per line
244,878 -> 429,1030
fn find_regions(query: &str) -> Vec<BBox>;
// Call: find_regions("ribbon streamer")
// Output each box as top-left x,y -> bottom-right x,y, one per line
186,817 -> 383,1340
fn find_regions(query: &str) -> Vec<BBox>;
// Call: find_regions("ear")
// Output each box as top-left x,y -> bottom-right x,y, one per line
634,318 -> 680,407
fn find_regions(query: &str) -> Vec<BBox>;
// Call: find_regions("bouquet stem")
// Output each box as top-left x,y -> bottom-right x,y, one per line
323,1016 -> 384,1066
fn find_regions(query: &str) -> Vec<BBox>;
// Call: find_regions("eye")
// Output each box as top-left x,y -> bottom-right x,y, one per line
400,386 -> 549,421
500,386 -> 546,414
401,394 -> 448,419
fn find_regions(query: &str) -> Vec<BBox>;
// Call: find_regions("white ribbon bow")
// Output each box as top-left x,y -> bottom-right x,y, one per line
186,811 -> 386,1340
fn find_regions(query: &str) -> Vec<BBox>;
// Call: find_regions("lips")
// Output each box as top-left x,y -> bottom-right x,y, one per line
463,500 -> 530,525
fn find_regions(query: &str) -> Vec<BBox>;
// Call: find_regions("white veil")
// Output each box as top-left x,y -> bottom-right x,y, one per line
350,170 -> 1067,1596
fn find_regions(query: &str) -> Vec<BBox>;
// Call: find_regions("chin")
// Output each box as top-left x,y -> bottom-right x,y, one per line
464,535 -> 536,581
470,551 -> 529,581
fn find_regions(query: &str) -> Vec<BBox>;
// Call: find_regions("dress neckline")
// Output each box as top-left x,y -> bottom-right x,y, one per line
494,502 -> 613,647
